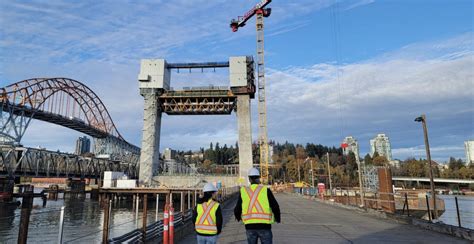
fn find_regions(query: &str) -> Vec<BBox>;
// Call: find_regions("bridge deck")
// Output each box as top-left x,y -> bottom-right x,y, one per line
181,192 -> 468,243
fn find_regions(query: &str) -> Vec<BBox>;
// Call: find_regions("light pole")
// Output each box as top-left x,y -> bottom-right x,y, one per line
297,158 -> 301,183
355,155 -> 365,207
305,157 -> 315,187
326,152 -> 333,195
415,114 -> 438,220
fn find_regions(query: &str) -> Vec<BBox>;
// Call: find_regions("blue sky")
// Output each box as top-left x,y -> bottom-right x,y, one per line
0,0 -> 473,162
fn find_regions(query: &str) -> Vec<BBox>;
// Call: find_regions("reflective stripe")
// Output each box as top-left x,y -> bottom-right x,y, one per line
195,225 -> 217,231
248,186 -> 262,213
246,185 -> 263,214
242,213 -> 272,220
198,201 -> 216,225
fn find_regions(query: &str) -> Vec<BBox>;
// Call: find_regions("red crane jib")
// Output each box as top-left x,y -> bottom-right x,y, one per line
230,0 -> 272,32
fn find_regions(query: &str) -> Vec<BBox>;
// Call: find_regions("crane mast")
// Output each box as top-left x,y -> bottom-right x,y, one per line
230,0 -> 271,183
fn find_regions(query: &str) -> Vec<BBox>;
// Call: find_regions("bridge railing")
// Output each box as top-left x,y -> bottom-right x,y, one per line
109,209 -> 191,243
292,186 -> 474,228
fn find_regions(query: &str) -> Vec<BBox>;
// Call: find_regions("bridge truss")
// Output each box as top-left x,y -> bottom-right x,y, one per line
0,78 -> 140,177
0,146 -> 137,179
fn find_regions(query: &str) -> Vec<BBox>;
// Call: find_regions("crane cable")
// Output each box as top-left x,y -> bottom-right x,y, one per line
330,0 -> 345,143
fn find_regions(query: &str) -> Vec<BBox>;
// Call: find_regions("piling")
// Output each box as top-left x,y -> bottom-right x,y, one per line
18,188 -> 34,244
142,194 -> 148,241
102,198 -> 111,244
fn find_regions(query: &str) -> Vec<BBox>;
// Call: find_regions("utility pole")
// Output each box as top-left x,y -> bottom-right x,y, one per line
356,156 -> 365,206
310,158 -> 315,188
326,152 -> 333,195
415,114 -> 438,220
297,158 -> 301,182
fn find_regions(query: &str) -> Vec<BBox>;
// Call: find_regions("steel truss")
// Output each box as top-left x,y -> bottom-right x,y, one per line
160,96 -> 236,115
0,146 -> 137,178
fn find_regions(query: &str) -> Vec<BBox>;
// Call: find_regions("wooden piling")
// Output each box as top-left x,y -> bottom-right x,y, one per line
142,194 -> 148,241
18,190 -> 34,244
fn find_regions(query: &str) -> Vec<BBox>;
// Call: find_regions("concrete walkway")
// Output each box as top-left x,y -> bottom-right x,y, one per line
181,193 -> 469,243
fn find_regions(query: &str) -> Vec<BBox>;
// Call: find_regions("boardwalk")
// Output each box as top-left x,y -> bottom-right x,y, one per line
181,192 -> 469,243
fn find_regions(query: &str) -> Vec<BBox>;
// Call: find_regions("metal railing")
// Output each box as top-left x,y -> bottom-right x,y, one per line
294,186 -> 470,229
109,209 -> 192,243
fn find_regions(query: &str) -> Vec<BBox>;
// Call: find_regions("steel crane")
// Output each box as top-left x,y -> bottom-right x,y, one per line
230,0 -> 272,183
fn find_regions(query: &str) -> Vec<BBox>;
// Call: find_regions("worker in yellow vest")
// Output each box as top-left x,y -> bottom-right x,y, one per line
193,182 -> 223,244
234,168 -> 281,244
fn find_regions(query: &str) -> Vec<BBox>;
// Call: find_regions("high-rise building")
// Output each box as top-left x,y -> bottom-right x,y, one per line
370,134 -> 392,161
75,136 -> 90,155
465,140 -> 474,164
164,148 -> 176,160
342,136 -> 359,159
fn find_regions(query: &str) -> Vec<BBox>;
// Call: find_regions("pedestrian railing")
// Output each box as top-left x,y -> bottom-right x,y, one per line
109,209 -> 192,243
294,186 -> 469,229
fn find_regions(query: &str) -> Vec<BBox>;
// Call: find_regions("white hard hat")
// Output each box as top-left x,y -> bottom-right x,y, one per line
203,182 -> 218,192
248,168 -> 260,177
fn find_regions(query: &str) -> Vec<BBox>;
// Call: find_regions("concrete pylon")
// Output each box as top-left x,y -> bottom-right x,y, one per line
138,90 -> 162,185
138,59 -> 169,186
236,94 -> 253,184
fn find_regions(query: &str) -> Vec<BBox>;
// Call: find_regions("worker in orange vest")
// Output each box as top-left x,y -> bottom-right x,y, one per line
234,168 -> 281,244
193,182 -> 223,244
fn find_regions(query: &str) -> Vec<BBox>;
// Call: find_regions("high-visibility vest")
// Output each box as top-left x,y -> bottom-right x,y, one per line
240,184 -> 274,224
195,199 -> 219,235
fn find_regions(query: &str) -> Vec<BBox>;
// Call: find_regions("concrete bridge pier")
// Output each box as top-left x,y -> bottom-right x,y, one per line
138,59 -> 169,186
138,89 -> 162,186
236,94 -> 253,184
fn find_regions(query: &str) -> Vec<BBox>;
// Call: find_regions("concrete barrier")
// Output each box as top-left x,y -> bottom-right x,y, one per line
153,175 -> 239,188
412,219 -> 473,241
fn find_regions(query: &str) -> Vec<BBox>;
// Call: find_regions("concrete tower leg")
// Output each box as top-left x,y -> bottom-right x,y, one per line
236,94 -> 253,185
139,90 -> 162,186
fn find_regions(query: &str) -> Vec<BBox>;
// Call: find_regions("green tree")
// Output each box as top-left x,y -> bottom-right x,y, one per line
364,153 -> 373,165
373,155 -> 389,166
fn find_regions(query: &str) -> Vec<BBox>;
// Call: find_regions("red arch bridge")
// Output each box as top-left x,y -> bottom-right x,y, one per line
0,78 -> 140,179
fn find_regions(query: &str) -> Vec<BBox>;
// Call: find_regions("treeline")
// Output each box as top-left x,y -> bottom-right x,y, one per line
183,141 -> 473,184
392,157 -> 473,179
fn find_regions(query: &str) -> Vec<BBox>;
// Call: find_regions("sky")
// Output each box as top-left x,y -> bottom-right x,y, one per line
0,0 -> 473,163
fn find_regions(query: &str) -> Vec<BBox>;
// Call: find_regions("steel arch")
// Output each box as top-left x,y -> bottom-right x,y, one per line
1,78 -> 124,141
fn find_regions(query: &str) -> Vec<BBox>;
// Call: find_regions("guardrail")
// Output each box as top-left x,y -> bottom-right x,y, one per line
109,209 -> 192,243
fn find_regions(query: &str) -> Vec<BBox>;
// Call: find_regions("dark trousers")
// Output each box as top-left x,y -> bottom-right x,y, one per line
246,229 -> 273,244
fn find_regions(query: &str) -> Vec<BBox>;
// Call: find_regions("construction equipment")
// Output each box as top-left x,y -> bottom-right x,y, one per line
230,0 -> 272,183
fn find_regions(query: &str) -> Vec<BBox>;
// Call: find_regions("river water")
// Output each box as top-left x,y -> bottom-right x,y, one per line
438,195 -> 474,229
0,194 -> 473,243
0,193 -> 164,243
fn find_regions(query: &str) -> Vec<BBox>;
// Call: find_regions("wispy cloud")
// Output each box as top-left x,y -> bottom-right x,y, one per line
343,0 -> 375,11
264,33 -> 473,161
0,0 -> 335,67
392,145 -> 466,162
1,1 -> 472,163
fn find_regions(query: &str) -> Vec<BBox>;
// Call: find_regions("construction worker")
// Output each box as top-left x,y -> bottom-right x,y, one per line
193,182 -> 223,244
234,168 -> 281,244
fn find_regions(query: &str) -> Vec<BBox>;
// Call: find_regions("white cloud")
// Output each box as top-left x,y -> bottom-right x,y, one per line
392,145 -> 466,162
4,34 -> 473,163
264,33 -> 473,161
0,1 -> 471,163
